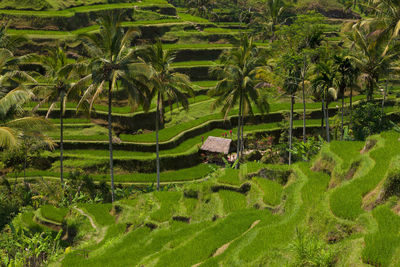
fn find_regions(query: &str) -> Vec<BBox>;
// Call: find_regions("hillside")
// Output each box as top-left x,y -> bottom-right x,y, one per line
9,131 -> 399,266
1,0 -> 400,266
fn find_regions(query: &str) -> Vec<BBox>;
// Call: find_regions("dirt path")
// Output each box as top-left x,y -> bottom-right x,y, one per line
192,220 -> 261,267
74,207 -> 98,232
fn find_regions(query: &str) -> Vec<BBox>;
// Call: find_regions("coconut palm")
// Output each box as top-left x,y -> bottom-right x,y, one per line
0,88 -> 53,150
209,35 -> 269,167
186,0 -> 216,19
333,55 -> 358,140
370,0 -> 400,42
135,41 -> 193,191
252,0 -> 287,40
279,54 -> 301,165
346,23 -> 400,101
31,46 -> 87,187
312,61 -> 337,143
77,12 -> 141,202
0,22 -> 27,52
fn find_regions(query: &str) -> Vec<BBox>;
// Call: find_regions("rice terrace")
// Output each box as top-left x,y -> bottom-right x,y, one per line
2,0 -> 400,266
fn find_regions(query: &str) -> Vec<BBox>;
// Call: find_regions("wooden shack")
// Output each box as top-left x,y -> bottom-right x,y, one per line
200,136 -> 233,164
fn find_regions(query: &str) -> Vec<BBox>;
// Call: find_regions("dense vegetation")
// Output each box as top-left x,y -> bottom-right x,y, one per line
1,0 -> 400,266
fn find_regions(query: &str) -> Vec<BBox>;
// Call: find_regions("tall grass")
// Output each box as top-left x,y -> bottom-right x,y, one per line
362,204 -> 400,266
150,191 -> 182,222
253,177 -> 283,206
217,168 -> 242,186
78,203 -> 114,226
40,205 -> 68,223
330,131 -> 400,220
218,190 -> 247,213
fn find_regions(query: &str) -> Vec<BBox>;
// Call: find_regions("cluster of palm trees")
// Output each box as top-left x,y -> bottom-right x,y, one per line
0,12 -> 194,202
2,0 -> 400,199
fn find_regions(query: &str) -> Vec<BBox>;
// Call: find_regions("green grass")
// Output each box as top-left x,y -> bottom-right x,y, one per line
329,140 -> 365,172
218,190 -> 247,213
217,168 -> 242,186
150,191 -> 182,222
16,163 -> 215,183
52,131 -> 400,266
362,204 -> 400,266
39,205 -> 68,223
330,131 -> 400,220
253,177 -> 283,206
79,203 -> 114,226
192,80 -> 218,87
0,0 -> 171,13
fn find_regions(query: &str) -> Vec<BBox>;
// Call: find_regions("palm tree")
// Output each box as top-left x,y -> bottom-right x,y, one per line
312,61 -> 337,143
0,88 -> 52,150
253,0 -> 287,40
279,54 -> 301,165
77,12 -> 140,202
333,55 -> 358,140
135,41 -> 193,191
346,23 -> 400,101
32,46 -> 86,187
370,0 -> 400,42
0,22 -> 27,52
186,0 -> 216,19
209,35 -> 269,167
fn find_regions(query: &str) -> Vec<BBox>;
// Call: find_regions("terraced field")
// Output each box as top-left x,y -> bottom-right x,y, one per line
3,0 -> 400,187
16,131 -> 400,266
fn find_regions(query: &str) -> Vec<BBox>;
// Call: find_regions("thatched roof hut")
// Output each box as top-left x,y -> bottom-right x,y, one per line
200,136 -> 233,155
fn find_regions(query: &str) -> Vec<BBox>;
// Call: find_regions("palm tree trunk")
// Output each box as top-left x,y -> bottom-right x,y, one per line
156,91 -> 161,190
108,81 -> 115,203
241,112 -> 244,153
289,94 -> 294,165
321,98 -> 325,137
60,95 -> 64,188
236,90 -> 242,169
24,148 -> 27,180
349,86 -> 353,128
325,96 -> 330,143
341,92 -> 344,141
302,56 -> 306,143
381,79 -> 388,118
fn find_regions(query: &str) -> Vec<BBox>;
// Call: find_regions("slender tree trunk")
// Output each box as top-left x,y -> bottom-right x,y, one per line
367,79 -> 373,101
241,111 -> 244,153
381,79 -> 388,119
325,95 -> 330,143
236,90 -> 242,169
302,57 -> 306,143
156,92 -> 161,190
60,95 -> 64,188
108,81 -> 115,202
321,98 -> 325,137
24,148 -> 27,180
341,92 -> 344,141
349,87 -> 353,128
289,94 -> 294,165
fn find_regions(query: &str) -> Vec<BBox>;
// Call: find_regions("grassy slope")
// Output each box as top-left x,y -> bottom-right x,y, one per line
15,132 -> 399,266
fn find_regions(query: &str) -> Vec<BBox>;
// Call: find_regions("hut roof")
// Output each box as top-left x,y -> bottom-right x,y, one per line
201,136 -> 232,154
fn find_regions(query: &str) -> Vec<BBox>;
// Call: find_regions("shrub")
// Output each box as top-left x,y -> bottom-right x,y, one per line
290,229 -> 337,267
244,150 -> 262,162
289,136 -> 324,163
351,102 -> 391,140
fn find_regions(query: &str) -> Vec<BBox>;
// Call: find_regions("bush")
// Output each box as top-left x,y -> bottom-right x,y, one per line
289,136 -> 324,163
290,229 -> 337,267
244,150 -> 262,162
351,102 -> 391,140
